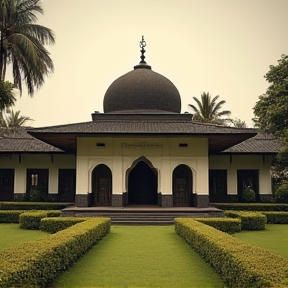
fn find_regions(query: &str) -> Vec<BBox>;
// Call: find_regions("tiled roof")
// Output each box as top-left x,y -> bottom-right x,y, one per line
27,120 -> 257,135
0,128 -> 63,153
223,133 -> 282,154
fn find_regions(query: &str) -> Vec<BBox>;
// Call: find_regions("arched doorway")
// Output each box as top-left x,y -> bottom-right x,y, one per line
92,164 -> 112,206
173,165 -> 192,207
128,161 -> 158,205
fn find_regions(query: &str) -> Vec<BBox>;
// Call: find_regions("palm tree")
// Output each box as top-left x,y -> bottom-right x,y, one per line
0,80 -> 16,127
4,109 -> 33,128
189,92 -> 231,125
0,0 -> 55,95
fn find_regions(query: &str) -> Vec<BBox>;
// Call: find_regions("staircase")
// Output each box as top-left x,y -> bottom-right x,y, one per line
61,206 -> 224,225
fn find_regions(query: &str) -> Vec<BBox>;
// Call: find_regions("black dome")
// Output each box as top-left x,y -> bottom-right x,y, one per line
103,64 -> 181,113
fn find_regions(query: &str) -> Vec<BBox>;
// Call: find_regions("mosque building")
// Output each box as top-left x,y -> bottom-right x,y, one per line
0,38 -> 281,207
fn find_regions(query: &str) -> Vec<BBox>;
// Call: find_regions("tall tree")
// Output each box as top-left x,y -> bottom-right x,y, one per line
0,0 -> 55,95
253,54 -> 288,181
189,92 -> 231,125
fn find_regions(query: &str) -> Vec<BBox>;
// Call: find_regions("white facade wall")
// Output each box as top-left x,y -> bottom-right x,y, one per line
76,137 -> 209,196
209,154 -> 273,195
0,154 -> 75,194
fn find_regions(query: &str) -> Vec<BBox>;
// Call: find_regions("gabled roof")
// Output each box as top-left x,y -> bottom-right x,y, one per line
222,133 -> 282,154
0,128 -> 63,153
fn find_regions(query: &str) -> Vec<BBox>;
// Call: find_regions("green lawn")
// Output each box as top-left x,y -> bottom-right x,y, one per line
234,224 -> 288,259
0,223 -> 48,251
50,225 -> 224,288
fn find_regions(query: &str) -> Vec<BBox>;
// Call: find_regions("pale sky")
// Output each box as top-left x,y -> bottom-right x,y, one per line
12,0 -> 288,128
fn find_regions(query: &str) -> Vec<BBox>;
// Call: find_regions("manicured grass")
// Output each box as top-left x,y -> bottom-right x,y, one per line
234,224 -> 288,259
0,223 -> 48,251
50,225 -> 224,288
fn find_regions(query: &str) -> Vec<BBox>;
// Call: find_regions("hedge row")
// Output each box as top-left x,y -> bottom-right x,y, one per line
261,212 -> 288,224
212,203 -> 288,211
0,202 -> 68,210
40,217 -> 90,233
175,218 -> 288,288
193,217 -> 241,234
19,210 -> 61,230
224,211 -> 267,230
0,217 -> 110,288
0,210 -> 26,223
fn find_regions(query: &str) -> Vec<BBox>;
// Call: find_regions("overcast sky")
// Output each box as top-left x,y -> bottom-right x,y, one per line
12,0 -> 288,128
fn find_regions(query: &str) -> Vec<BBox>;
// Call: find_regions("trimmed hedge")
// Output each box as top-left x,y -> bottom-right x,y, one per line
193,217 -> 241,234
225,211 -> 267,230
0,217 -> 110,288
19,210 -> 61,230
40,217 -> 89,233
0,210 -> 26,223
0,202 -> 68,210
261,211 -> 288,224
212,203 -> 288,211
175,218 -> 288,288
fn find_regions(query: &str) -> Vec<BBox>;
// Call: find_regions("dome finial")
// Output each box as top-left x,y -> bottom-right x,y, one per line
139,36 -> 147,64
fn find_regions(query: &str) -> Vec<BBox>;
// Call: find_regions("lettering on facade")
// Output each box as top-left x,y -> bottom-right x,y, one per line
121,142 -> 163,149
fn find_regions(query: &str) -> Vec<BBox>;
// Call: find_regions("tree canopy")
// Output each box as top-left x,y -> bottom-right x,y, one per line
0,0 -> 55,95
189,92 -> 231,125
253,54 -> 288,180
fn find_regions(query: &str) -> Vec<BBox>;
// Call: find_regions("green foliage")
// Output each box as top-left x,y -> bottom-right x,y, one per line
28,187 -> 46,202
212,202 -> 288,211
175,218 -> 288,288
0,201 -> 68,210
194,217 -> 241,234
275,183 -> 288,203
0,218 -> 110,288
241,187 -> 256,203
40,217 -> 89,234
225,211 -> 267,230
0,210 -> 25,223
261,212 -> 288,224
19,211 -> 48,230
0,0 -> 55,95
189,92 -> 231,125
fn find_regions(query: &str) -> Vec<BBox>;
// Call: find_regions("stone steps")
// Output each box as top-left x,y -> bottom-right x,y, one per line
61,206 -> 224,225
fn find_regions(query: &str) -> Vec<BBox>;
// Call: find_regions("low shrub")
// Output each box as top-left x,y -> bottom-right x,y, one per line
0,210 -> 26,223
212,203 -> 288,211
19,211 -> 48,230
0,218 -> 110,288
275,184 -> 288,203
28,188 -> 46,202
194,217 -> 241,234
0,202 -> 68,210
40,217 -> 89,233
225,211 -> 267,230
241,187 -> 256,203
261,211 -> 288,224
175,218 -> 288,288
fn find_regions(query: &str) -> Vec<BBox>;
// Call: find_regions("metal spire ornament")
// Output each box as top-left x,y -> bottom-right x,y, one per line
139,36 -> 147,64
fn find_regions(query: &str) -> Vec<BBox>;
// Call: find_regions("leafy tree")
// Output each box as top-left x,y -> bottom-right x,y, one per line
0,0 -> 55,95
188,92 -> 231,125
229,117 -> 247,128
253,54 -> 288,182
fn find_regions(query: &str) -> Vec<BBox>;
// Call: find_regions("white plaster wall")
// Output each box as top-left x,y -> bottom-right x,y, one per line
209,154 -> 273,195
76,137 -> 209,196
0,154 -> 75,194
